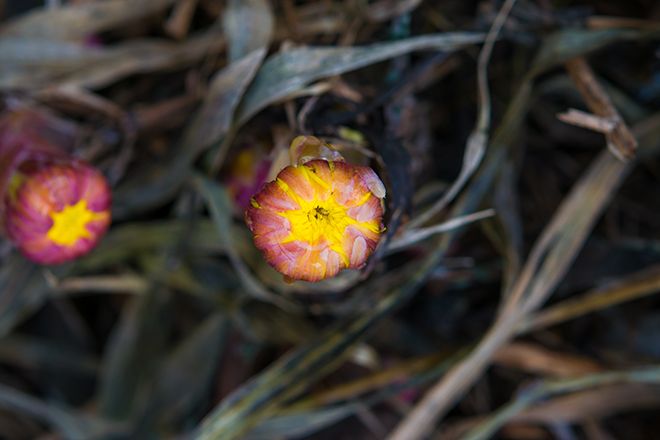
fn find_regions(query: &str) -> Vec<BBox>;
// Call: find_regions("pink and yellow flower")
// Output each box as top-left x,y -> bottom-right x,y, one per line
4,161 -> 111,265
245,152 -> 385,282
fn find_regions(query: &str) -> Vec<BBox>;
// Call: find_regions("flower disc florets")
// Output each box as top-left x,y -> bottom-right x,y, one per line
4,160 -> 111,265
245,158 -> 385,282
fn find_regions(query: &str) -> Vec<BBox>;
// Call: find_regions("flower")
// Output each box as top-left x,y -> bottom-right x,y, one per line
245,152 -> 385,282
4,160 -> 111,265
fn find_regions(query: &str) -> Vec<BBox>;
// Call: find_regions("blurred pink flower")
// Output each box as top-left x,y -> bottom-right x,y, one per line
0,105 -> 111,264
4,160 -> 111,265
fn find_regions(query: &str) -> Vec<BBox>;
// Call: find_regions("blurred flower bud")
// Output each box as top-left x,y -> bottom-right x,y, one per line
0,104 -> 111,264
245,144 -> 386,282
4,160 -> 111,265
225,145 -> 272,210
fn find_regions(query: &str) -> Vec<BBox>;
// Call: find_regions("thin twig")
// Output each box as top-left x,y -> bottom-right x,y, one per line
557,108 -> 616,133
52,275 -> 148,295
462,366 -> 660,440
520,263 -> 660,332
164,0 -> 198,40
565,57 -> 637,160
387,209 -> 495,254
406,0 -> 515,229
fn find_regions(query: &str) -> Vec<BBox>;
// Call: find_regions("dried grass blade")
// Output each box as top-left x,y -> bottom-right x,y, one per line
0,383 -> 122,439
462,367 -> 660,440
1,0 -> 178,40
388,147 -> 633,440
520,263 -> 660,332
407,0 -> 515,229
390,109 -> 644,439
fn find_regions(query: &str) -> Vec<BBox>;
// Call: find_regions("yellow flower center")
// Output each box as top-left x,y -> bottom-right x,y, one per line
275,165 -> 379,265
47,199 -> 104,246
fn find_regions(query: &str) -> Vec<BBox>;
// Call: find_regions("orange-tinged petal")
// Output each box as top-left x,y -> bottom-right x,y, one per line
349,236 -> 368,268
276,166 -> 316,202
347,193 -> 382,223
251,181 -> 299,212
342,225 -> 378,269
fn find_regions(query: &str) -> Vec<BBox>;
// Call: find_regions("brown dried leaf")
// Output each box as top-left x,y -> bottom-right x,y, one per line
514,384 -> 660,423
494,342 -> 603,378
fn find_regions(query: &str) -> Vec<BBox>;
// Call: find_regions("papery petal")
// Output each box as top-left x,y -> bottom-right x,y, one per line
251,180 -> 299,212
357,166 -> 387,199
347,194 -> 383,223
342,225 -> 378,269
276,166 -> 316,202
